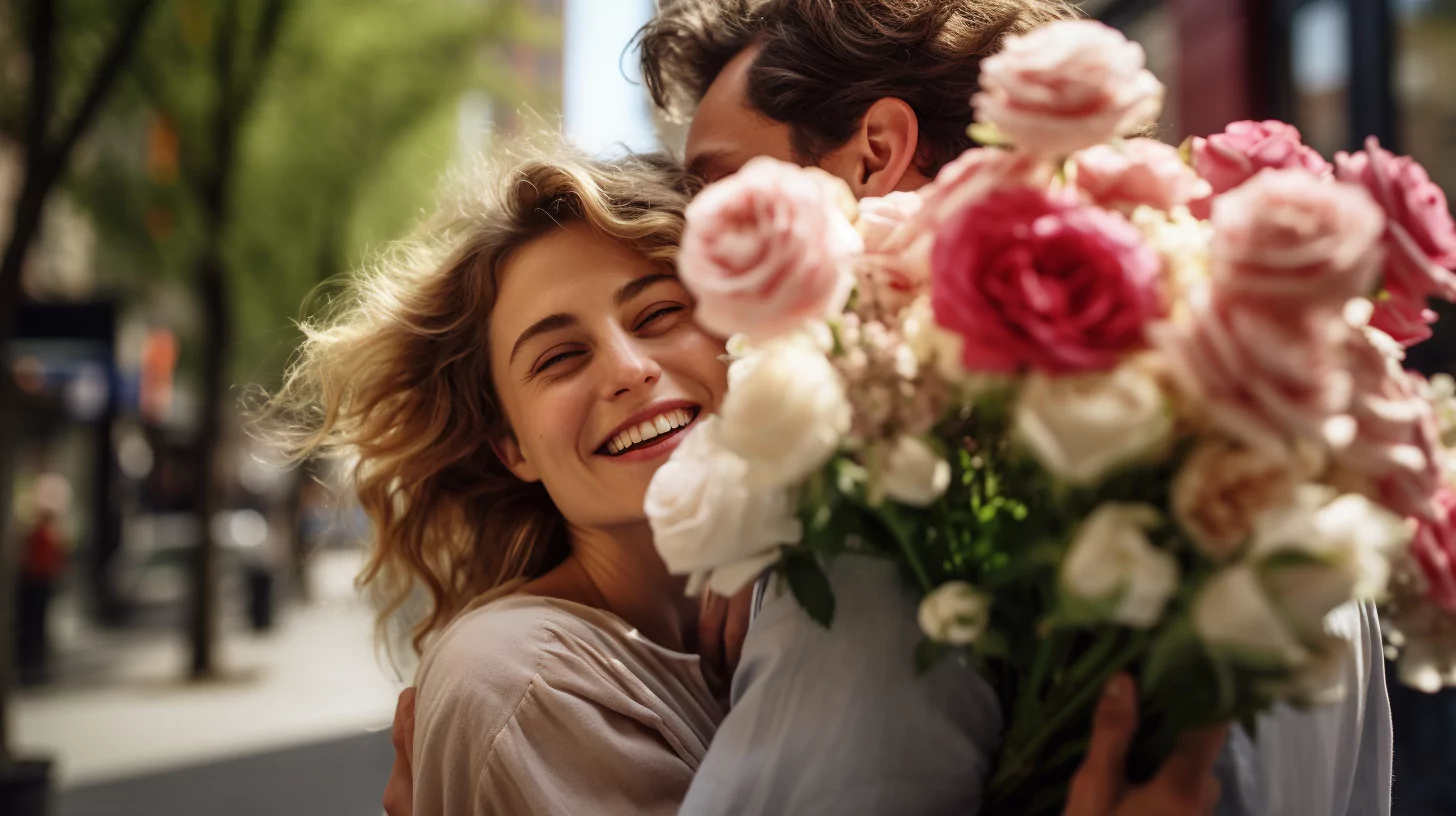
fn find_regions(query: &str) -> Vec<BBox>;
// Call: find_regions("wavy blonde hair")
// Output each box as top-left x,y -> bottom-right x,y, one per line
267,150 -> 699,656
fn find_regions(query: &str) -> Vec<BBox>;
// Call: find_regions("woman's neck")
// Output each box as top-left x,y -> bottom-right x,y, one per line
524,522 -> 697,653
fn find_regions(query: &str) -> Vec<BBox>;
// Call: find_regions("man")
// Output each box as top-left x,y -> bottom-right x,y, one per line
385,2 -> 1392,813
635,2 -> 1391,815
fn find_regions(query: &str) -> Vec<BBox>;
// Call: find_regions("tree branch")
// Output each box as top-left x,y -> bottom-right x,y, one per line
41,0 -> 158,190
23,0 -> 57,166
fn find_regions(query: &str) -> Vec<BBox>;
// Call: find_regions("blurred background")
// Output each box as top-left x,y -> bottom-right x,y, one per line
0,1 -> 1452,815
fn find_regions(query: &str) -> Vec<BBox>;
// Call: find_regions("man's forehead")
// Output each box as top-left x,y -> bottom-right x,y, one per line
684,44 -> 797,179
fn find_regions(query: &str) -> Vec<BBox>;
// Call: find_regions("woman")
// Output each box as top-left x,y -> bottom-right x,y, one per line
271,151 -> 731,814
275,148 -> 1226,815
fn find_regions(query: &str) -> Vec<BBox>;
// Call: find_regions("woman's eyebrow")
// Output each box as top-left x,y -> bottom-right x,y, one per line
614,273 -> 678,307
509,312 -> 577,364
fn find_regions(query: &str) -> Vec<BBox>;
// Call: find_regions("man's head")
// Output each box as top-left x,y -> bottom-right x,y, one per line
637,0 -> 1079,196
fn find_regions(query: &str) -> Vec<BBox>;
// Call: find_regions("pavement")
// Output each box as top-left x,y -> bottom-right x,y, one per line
13,548 -> 406,816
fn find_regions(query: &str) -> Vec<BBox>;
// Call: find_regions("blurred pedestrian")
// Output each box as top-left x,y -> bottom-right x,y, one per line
17,474 -> 71,685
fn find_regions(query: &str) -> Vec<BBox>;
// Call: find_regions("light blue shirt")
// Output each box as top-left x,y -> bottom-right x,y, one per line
681,554 -> 1392,816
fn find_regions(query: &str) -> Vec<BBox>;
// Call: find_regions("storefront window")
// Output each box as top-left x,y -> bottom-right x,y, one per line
1118,4 -> 1180,140
1395,0 -> 1456,197
1290,0 -> 1352,156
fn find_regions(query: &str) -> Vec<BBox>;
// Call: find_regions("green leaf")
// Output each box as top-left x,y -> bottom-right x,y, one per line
781,550 -> 836,628
915,638 -> 950,675
967,121 -> 1015,147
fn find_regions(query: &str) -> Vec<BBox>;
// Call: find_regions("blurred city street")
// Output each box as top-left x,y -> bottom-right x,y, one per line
13,549 -> 400,815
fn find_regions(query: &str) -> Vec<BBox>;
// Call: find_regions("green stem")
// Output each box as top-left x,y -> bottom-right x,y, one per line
879,505 -> 933,593
989,634 -> 1145,793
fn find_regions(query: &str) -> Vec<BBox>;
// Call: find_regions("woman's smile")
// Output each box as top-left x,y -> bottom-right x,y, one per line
596,401 -> 703,463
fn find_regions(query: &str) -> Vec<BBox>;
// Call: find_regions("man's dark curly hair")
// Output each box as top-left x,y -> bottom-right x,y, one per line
636,0 -> 1080,174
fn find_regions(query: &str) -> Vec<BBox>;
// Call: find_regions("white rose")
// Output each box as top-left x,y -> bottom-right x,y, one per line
1015,363 -> 1173,486
718,340 -> 851,489
918,581 -> 990,645
1243,487 -> 1406,637
1061,504 -> 1179,628
646,417 -> 802,595
874,436 -> 951,507
1193,564 -> 1309,666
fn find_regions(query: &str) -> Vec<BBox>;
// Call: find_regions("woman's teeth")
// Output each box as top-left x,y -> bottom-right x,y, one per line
607,408 -> 695,454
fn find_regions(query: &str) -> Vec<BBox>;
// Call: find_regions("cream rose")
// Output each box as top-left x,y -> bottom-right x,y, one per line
855,192 -> 930,316
874,435 -> 951,507
679,157 -> 862,342
1193,564 -> 1310,666
646,417 -> 802,596
1015,363 -> 1173,486
972,20 -> 1164,156
918,581 -> 991,645
718,340 -> 852,489
1060,504 -> 1179,628
1172,438 -> 1301,561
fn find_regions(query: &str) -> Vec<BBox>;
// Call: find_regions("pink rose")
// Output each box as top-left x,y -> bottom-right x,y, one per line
930,188 -> 1165,374
854,192 -> 929,316
1209,169 -> 1385,310
972,20 -> 1164,156
1335,137 -> 1456,304
1072,138 -> 1211,213
1329,330 -> 1444,520
1149,286 -> 1353,454
1371,297 -> 1438,348
679,157 -> 862,341
1412,489 -> 1456,614
915,148 -> 1057,231
1191,120 -> 1332,201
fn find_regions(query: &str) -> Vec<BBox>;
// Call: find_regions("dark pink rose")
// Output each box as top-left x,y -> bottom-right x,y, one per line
1191,121 -> 1332,215
930,188 -> 1165,374
1371,297 -> 1438,348
1411,489 -> 1456,614
1149,286 -> 1352,454
1330,330 -> 1444,520
1209,169 -> 1385,310
1335,137 -> 1456,305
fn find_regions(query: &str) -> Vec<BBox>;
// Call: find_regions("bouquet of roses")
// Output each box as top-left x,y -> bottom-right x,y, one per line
645,18 -> 1456,813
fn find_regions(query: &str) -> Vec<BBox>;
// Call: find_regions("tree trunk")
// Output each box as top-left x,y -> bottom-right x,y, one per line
187,250 -> 230,679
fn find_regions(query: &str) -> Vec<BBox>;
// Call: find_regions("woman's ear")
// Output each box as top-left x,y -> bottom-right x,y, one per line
491,432 -> 541,484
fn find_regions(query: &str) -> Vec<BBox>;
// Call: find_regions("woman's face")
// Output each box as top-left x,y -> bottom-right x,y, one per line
489,222 -> 728,531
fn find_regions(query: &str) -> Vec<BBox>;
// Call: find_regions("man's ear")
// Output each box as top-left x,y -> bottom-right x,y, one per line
820,97 -> 927,198
491,432 -> 540,484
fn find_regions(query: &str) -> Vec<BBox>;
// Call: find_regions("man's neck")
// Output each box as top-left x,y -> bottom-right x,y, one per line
525,522 -> 697,654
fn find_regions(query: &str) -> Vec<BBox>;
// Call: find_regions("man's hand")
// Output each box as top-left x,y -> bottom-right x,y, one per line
697,585 -> 755,701
383,687 -> 416,816
1065,674 -> 1227,816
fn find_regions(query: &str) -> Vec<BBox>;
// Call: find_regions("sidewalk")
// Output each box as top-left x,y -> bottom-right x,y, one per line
13,548 -> 404,802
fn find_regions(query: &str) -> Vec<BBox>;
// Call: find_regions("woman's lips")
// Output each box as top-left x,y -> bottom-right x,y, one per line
600,410 -> 700,463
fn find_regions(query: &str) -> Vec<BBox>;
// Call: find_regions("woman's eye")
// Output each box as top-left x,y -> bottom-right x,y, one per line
536,350 -> 583,374
638,305 -> 685,330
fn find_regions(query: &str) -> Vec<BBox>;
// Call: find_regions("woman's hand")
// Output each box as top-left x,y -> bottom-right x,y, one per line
1064,674 -> 1228,816
382,687 -> 416,816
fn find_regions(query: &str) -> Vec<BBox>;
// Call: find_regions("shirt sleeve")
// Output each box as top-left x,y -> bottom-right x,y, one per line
414,632 -> 697,816
680,554 -> 1003,816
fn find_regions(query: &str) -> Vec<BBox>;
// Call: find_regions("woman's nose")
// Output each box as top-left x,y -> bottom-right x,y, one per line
600,337 -> 662,398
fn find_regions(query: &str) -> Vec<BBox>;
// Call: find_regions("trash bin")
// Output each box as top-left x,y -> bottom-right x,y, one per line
0,758 -> 53,816
246,564 -> 275,632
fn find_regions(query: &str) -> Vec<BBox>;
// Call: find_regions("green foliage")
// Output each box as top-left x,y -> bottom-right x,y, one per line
69,0 -> 539,382
778,548 -> 836,629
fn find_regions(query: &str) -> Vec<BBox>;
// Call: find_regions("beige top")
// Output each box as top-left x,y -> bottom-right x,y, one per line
411,586 -> 724,815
